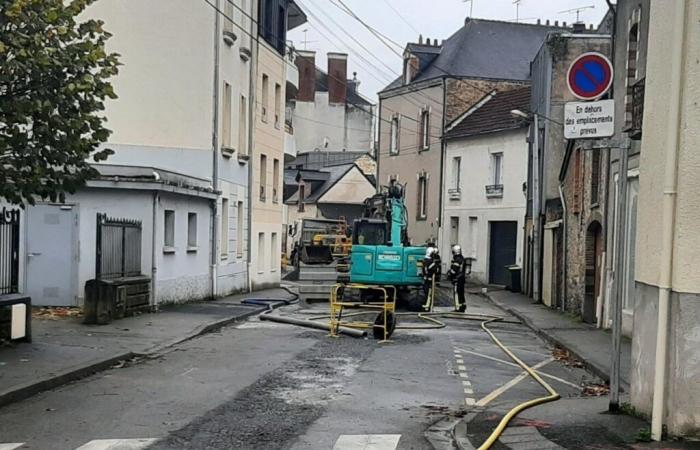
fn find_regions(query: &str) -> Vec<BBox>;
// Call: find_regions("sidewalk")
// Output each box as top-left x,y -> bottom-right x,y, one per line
0,288 -> 290,408
481,288 -> 631,389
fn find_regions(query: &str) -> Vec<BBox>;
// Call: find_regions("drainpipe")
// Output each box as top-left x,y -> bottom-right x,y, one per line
210,0 -> 221,299
246,5 -> 258,294
558,183 -> 567,312
532,113 -> 541,302
651,0 -> 685,440
151,191 -> 159,311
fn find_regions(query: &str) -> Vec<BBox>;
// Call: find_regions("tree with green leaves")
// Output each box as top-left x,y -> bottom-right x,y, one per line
0,0 -> 119,205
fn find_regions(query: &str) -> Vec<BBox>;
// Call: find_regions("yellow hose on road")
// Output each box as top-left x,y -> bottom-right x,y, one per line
475,318 -> 561,450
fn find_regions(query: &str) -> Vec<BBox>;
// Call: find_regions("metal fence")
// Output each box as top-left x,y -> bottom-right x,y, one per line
0,207 -> 20,295
96,213 -> 142,279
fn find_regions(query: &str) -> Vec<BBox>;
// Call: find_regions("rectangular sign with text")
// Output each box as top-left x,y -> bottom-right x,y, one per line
564,99 -> 615,139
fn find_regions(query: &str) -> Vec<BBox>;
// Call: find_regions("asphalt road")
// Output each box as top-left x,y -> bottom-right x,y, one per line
0,292 -> 627,450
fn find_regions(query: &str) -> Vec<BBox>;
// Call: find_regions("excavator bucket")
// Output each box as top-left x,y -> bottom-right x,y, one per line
301,244 -> 333,264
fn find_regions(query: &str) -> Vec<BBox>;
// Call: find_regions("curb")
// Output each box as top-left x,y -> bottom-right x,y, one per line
481,292 -> 626,389
0,303 -> 269,409
0,352 -> 135,408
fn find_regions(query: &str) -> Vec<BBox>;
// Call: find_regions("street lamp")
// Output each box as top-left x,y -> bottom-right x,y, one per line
510,109 -> 530,120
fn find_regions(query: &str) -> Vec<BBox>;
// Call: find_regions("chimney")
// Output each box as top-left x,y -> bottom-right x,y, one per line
572,22 -> 586,34
546,19 -> 550,26
327,52 -> 348,105
418,34 -> 423,44
296,50 -> 316,102
554,20 -> 559,27
537,19 -> 541,25
563,21 -> 567,27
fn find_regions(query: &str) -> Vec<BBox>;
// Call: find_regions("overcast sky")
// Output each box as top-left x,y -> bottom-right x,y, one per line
288,0 -> 610,102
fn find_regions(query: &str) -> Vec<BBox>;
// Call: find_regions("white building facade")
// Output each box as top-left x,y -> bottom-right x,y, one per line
439,88 -> 530,286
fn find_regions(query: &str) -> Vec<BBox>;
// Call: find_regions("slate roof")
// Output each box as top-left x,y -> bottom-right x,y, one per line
315,68 -> 373,107
287,151 -> 370,170
445,86 -> 531,139
382,18 -> 564,93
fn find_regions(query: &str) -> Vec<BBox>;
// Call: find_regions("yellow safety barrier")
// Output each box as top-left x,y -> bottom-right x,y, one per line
329,283 -> 397,343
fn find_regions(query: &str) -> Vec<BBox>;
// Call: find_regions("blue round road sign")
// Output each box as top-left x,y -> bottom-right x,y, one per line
567,52 -> 613,100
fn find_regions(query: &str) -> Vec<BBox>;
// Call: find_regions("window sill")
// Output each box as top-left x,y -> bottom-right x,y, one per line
590,202 -> 600,210
220,253 -> 229,260
163,246 -> 176,254
221,147 -> 235,158
187,246 -> 198,253
237,153 -> 250,164
239,47 -> 252,62
416,216 -> 427,222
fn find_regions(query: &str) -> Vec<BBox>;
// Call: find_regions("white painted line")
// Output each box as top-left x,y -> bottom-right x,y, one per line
476,359 -> 554,407
462,380 -> 472,387
456,359 -> 464,365
464,387 -> 474,395
460,372 -> 468,379
74,439 -> 157,450
454,347 -> 582,390
465,398 -> 476,406
333,434 -> 401,450
0,444 -> 25,450
457,365 -> 467,371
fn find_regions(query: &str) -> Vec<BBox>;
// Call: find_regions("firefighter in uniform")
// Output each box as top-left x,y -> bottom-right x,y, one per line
447,245 -> 469,312
421,246 -> 441,311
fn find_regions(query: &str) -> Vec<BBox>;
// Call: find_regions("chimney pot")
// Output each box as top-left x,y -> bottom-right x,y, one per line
563,21 -> 567,27
419,34 -> 423,44
554,20 -> 559,26
572,22 -> 586,34
537,19 -> 541,25
546,19 -> 550,25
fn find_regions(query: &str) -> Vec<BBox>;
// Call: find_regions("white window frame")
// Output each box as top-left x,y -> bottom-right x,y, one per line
491,152 -> 503,186
187,212 -> 198,251
221,198 -> 229,258
452,156 -> 461,190
389,115 -> 400,155
163,209 -> 175,252
236,200 -> 245,259
420,107 -> 430,151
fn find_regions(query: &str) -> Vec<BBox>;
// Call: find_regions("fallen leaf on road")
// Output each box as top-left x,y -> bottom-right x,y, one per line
552,346 -> 584,368
582,383 -> 610,397
32,307 -> 82,320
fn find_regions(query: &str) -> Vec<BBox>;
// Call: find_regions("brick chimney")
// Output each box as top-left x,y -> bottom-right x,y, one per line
327,52 -> 348,105
572,22 -> 587,34
296,50 -> 316,102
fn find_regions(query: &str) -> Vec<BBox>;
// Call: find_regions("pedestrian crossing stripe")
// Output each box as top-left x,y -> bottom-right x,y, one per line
75,439 -> 157,450
333,434 -> 401,450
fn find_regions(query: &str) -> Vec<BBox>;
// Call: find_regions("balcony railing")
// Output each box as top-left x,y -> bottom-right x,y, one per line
485,184 -> 504,198
626,77 -> 645,140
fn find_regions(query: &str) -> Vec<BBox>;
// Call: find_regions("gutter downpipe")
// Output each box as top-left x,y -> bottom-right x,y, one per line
210,0 -> 221,299
603,0 -> 616,323
532,113 -> 541,303
151,191 -> 159,311
246,9 -> 258,294
651,0 -> 685,440
558,183 -> 567,312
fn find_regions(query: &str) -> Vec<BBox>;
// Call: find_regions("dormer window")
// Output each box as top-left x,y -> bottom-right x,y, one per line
403,54 -> 418,85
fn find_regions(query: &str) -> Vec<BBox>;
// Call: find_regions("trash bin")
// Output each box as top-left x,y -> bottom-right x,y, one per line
505,265 -> 522,293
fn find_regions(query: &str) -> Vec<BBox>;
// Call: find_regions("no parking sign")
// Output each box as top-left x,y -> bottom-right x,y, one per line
567,52 -> 613,100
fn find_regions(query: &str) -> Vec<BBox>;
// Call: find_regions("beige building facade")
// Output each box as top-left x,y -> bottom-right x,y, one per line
631,0 -> 700,438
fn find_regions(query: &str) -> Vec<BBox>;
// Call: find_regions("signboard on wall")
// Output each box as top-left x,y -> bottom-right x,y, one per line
564,100 -> 615,139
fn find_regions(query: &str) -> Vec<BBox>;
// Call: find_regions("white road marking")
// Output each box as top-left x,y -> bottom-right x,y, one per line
0,444 -> 25,450
333,434 -> 401,450
462,380 -> 471,386
457,365 -> 467,371
454,347 -> 582,390
74,439 -> 157,450
456,359 -> 464,364
465,398 -> 476,406
476,358 -> 555,407
453,346 -> 476,407
459,372 -> 468,379
464,387 -> 474,394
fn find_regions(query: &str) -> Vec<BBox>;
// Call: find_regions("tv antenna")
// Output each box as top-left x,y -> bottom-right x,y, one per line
300,29 -> 317,50
462,0 -> 474,18
513,0 -> 522,23
558,5 -> 595,23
